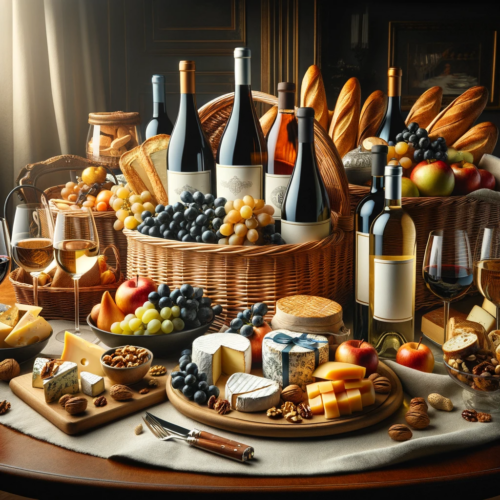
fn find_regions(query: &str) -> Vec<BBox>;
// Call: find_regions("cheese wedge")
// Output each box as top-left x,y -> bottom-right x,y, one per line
15,303 -> 43,317
43,361 -> 79,403
344,379 -> 363,390
346,389 -> 363,412
309,395 -> 324,415
0,322 -> 14,348
4,316 -> 52,346
313,362 -> 366,381
322,391 -> 340,419
0,306 -> 19,327
81,371 -> 105,397
306,383 -> 320,400
467,305 -> 495,334
336,391 -> 352,415
61,331 -> 105,376
359,379 -> 376,407
9,312 -> 37,335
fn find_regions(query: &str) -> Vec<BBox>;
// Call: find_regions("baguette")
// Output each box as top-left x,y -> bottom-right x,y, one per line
452,122 -> 499,165
442,332 -> 479,361
426,86 -> 489,145
140,134 -> 170,205
406,86 -> 443,129
300,65 -> 329,130
119,147 -> 158,205
329,77 -> 361,159
358,90 -> 387,145
260,105 -> 278,137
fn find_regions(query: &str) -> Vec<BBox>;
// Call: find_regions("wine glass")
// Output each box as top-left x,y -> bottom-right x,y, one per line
473,226 -> 500,330
0,218 -> 12,311
422,230 -> 473,353
53,207 -> 100,341
10,203 -> 55,306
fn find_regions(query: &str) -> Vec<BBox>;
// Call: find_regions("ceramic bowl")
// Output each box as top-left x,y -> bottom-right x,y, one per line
100,345 -> 153,385
0,330 -> 53,364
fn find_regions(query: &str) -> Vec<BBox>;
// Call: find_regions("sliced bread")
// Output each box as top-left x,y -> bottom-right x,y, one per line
442,332 -> 479,361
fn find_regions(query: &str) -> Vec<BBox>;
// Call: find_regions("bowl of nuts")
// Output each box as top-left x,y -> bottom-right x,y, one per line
100,345 -> 153,385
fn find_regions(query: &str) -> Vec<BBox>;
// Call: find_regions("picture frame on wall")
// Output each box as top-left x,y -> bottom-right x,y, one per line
388,21 -> 499,110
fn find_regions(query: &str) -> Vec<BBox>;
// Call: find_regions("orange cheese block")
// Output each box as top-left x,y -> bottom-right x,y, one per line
346,389 -> 363,412
309,395 -> 324,415
306,383 -> 320,400
344,379 -> 363,390
322,391 -> 340,419
336,391 -> 352,416
318,381 -> 333,394
313,362 -> 366,381
359,379 -> 376,406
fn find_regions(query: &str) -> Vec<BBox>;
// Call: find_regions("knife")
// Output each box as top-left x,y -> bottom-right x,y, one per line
145,412 -> 254,462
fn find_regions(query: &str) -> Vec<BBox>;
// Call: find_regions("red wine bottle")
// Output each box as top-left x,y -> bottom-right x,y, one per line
376,68 -> 406,144
145,75 -> 173,139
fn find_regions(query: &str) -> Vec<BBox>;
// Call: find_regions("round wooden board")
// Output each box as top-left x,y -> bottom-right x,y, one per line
166,361 -> 404,438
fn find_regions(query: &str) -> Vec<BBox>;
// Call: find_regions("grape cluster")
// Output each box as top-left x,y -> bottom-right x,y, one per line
113,187 -> 155,231
110,283 -> 222,336
227,302 -> 269,337
395,122 -> 448,163
171,350 -> 220,405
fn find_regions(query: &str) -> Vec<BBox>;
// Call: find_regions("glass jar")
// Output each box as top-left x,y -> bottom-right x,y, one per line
86,112 -> 142,171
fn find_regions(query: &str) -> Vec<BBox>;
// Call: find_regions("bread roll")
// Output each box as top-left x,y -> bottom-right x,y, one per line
329,77 -> 361,159
452,122 -> 499,165
406,86 -> 443,129
426,86 -> 489,145
358,90 -> 387,145
300,65 -> 329,130
260,105 -> 278,137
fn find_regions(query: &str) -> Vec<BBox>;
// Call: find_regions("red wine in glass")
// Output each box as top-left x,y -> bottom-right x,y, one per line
423,264 -> 473,300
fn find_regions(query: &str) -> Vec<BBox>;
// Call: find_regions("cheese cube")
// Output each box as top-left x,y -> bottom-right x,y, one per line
5,316 -> 52,347
359,379 -> 376,407
309,395 -> 324,415
346,389 -> 363,412
344,379 -> 363,390
467,305 -> 495,334
332,380 -> 345,393
322,391 -> 340,419
43,361 -> 79,403
313,362 -> 366,381
15,303 -> 43,317
482,298 -> 496,318
306,383 -> 320,400
336,391 -> 352,416
61,331 -> 105,377
318,381 -> 333,394
81,371 -> 105,397
0,322 -> 13,348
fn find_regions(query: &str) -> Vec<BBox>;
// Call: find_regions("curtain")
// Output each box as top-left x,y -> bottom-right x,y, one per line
0,0 -> 106,215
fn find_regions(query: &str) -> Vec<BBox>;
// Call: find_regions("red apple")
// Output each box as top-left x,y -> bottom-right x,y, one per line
396,337 -> 434,373
450,161 -> 481,195
335,339 -> 379,376
478,168 -> 496,190
115,277 -> 157,315
410,160 -> 455,197
249,322 -> 273,366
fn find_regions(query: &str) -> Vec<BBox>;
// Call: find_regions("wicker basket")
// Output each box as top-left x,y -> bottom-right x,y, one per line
10,245 -> 125,321
349,184 -> 500,310
125,92 -> 353,324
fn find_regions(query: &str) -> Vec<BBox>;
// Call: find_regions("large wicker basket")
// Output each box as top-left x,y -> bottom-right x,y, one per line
349,185 -> 500,310
126,91 -> 354,323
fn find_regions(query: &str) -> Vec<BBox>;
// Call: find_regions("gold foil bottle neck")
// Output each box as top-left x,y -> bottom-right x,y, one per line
387,67 -> 402,97
180,60 -> 195,94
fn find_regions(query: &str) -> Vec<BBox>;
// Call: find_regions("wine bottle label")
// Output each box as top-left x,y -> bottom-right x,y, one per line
280,219 -> 331,245
265,173 -> 291,218
216,164 -> 263,200
355,231 -> 369,305
167,170 -> 211,204
373,256 -> 414,322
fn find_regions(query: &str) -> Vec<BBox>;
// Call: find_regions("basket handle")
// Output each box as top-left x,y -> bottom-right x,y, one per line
101,244 -> 121,278
3,185 -> 50,232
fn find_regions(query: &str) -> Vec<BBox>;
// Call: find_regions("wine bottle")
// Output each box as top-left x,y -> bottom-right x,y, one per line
353,145 -> 388,340
265,82 -> 298,219
376,67 -> 406,144
216,47 -> 267,201
280,107 -> 331,245
166,61 -> 215,204
369,164 -> 416,357
145,75 -> 174,139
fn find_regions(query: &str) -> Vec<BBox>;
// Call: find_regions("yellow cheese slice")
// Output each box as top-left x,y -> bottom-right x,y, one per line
9,312 -> 37,335
4,316 -> 52,346
0,322 -> 14,348
0,306 -> 19,327
61,331 -> 105,377
309,395 -> 324,415
346,388 -> 363,412
467,305 -> 496,334
318,381 -> 333,394
336,391 -> 352,415
15,303 -> 43,317
322,391 -> 340,419
359,379 -> 376,406
313,362 -> 366,381
306,382 -> 320,400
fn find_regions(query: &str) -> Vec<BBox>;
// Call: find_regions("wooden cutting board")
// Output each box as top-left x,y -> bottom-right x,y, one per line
10,373 -> 167,435
166,361 -> 403,438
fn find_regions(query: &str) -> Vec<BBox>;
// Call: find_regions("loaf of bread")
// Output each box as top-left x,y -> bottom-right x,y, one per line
260,105 -> 278,137
406,86 -> 443,129
329,77 -> 361,159
300,65 -> 329,130
426,86 -> 489,145
452,122 -> 499,165
357,90 -> 387,145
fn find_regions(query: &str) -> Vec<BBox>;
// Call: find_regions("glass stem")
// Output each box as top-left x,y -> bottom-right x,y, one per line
73,277 -> 80,334
443,300 -> 450,345
31,272 -> 40,307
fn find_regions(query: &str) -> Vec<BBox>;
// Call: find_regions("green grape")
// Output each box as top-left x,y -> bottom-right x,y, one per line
143,301 -> 155,310
171,305 -> 181,318
124,313 -> 136,322
129,318 -> 143,331
120,319 -> 132,332
135,306 -> 146,320
147,319 -> 161,333
172,318 -> 185,331
160,307 -> 172,320
161,319 -> 174,334
142,309 -> 160,324
110,322 -> 122,334
134,329 -> 146,336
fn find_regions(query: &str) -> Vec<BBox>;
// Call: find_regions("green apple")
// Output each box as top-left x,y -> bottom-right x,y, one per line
402,178 -> 420,197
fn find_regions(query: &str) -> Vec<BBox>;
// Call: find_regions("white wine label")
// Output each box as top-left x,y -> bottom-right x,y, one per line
355,231 -> 369,305
216,164 -> 263,200
265,173 -> 291,218
373,256 -> 414,322
167,170 -> 211,205
281,219 -> 331,245
150,150 -> 168,195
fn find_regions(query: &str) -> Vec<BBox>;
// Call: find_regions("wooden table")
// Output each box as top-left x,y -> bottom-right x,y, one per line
1,279 -> 499,498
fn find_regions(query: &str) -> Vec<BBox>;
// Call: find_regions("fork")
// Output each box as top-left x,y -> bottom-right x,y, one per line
142,414 -> 254,462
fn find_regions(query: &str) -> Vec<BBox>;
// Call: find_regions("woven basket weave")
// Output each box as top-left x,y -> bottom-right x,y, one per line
126,91 -> 353,323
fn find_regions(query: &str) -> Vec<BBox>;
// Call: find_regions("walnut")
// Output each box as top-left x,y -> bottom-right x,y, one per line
93,396 -> 107,407
111,356 -> 125,366
214,399 -> 231,415
462,409 -> 478,422
281,401 -> 296,414
284,410 -> 302,423
110,384 -> 133,401
297,403 -> 313,419
58,394 -> 73,408
102,355 -> 113,364
368,373 -> 381,382
427,393 -> 453,412
409,397 -> 428,413
148,379 -> 158,388
266,407 -> 283,419
373,376 -> 392,394
0,400 -> 11,415
405,410 -> 430,429
0,359 -> 20,381
149,365 -> 167,376
472,361 -> 495,376
65,397 -> 88,415
477,412 -> 492,423
134,424 -> 143,435
388,424 -> 412,442
281,385 -> 304,404
41,359 -> 63,379
207,395 -> 217,409
139,388 -> 149,395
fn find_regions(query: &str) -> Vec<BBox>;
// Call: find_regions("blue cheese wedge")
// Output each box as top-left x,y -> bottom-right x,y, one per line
225,372 -> 281,412
32,357 -> 51,388
80,371 -> 105,397
42,361 -> 79,403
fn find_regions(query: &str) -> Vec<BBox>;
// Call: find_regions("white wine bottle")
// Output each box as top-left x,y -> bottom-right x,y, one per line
369,164 -> 416,357
166,61 -> 215,204
280,107 -> 331,245
216,47 -> 267,200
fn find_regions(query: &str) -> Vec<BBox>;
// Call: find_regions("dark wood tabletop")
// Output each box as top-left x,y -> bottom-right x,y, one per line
1,279 -> 499,498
